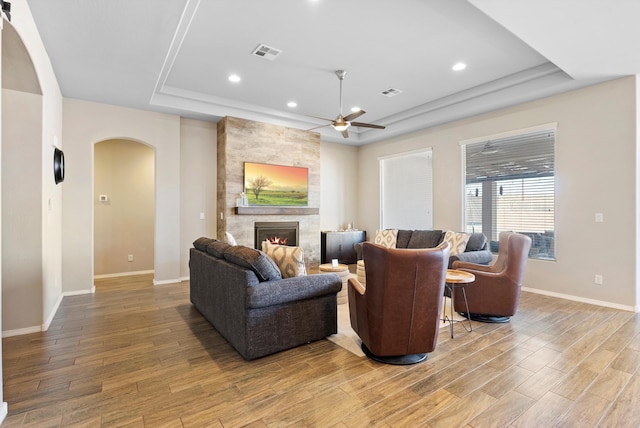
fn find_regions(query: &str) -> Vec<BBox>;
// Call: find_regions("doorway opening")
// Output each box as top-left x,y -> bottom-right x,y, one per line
93,139 -> 155,281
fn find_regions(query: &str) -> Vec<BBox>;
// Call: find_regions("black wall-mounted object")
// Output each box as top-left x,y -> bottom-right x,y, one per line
54,148 -> 65,184
1,1 -> 11,21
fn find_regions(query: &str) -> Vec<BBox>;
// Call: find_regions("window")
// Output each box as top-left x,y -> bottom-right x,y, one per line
380,149 -> 433,229
463,127 -> 555,260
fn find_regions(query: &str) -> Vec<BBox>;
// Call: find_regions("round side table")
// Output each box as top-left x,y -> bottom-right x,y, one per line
444,269 -> 475,338
319,263 -> 350,304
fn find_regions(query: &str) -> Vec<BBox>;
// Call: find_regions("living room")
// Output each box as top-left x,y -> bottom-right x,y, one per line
2,0 -> 640,425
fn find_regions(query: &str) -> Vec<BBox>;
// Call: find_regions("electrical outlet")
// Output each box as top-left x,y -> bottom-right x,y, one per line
128,254 -> 134,262
594,274 -> 603,285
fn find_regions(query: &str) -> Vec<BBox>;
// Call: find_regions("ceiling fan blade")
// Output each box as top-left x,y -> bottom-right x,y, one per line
341,129 -> 349,138
350,121 -> 386,129
306,114 -> 335,122
343,110 -> 366,122
307,124 -> 331,131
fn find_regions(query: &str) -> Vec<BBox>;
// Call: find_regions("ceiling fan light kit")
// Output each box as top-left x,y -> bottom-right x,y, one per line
308,69 -> 386,139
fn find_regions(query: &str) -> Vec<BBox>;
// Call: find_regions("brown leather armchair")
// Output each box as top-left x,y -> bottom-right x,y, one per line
348,241 -> 450,364
452,232 -> 532,323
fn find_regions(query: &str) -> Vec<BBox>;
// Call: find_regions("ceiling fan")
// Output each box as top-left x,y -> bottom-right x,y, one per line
309,70 -> 386,139
470,141 -> 500,157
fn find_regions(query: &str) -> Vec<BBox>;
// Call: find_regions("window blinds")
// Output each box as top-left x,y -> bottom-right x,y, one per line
463,128 -> 555,260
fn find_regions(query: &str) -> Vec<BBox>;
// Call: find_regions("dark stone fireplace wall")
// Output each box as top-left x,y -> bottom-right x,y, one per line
217,116 -> 321,268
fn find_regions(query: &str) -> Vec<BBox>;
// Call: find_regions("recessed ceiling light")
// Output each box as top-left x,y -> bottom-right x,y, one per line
228,74 -> 241,83
287,101 -> 297,108
452,62 -> 467,71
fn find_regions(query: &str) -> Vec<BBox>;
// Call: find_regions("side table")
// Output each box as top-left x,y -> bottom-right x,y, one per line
443,269 -> 475,338
319,263 -> 350,305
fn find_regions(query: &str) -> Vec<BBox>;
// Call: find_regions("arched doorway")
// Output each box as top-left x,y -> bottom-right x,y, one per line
93,139 -> 155,280
1,21 -> 47,333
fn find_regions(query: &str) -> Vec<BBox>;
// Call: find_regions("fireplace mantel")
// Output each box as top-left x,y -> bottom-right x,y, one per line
235,206 -> 319,215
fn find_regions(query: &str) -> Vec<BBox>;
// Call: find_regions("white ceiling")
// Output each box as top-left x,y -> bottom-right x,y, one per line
25,0 -> 640,145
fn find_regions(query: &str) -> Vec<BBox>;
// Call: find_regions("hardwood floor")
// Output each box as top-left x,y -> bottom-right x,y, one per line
2,274 -> 640,427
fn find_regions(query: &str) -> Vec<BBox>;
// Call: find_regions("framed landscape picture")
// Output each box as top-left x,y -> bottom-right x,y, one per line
244,162 -> 308,206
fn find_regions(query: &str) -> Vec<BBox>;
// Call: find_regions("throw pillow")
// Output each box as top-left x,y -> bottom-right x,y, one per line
225,232 -> 237,246
395,230 -> 414,248
262,242 -> 307,278
465,233 -> 487,252
442,231 -> 470,256
223,245 -> 282,282
407,230 -> 443,249
374,229 -> 398,248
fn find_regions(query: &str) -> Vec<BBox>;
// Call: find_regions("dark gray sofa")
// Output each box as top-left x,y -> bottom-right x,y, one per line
189,238 -> 342,360
355,229 -> 493,268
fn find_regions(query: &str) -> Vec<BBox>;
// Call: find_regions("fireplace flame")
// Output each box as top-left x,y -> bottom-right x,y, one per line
267,236 -> 288,246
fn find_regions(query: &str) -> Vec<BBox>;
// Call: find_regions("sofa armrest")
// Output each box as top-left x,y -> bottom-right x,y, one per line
246,273 -> 343,309
449,250 -> 493,268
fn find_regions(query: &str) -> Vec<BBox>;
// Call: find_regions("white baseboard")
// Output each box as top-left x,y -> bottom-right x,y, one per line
2,325 -> 41,338
63,289 -> 94,297
180,276 -> 190,282
2,287 -> 95,338
94,270 -> 154,279
522,286 -> 638,312
153,278 -> 182,286
0,402 -> 7,425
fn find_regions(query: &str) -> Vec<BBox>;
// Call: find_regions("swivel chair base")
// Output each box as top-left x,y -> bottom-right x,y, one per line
461,312 -> 511,323
361,343 -> 427,365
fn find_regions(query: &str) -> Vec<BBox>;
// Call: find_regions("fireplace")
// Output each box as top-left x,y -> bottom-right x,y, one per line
254,222 -> 299,249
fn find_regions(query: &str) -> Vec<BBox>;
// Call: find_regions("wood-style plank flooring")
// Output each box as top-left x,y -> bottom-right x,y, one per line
2,273 -> 640,427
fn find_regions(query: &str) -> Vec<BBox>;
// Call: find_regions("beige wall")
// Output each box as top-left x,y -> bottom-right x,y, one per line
0,1 -> 63,335
1,0 -> 65,417
94,139 -> 155,276
1,89 -> 42,331
180,118 -> 217,278
357,76 -> 638,310
62,99 -> 181,289
320,141 -> 359,232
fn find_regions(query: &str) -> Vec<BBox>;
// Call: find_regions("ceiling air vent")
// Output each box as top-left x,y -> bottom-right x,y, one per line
380,88 -> 403,97
251,44 -> 282,61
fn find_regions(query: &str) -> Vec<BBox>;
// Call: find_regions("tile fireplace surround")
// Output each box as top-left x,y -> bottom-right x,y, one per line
217,116 -> 321,268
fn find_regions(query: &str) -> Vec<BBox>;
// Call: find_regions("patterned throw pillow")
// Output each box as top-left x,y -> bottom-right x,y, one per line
374,229 -> 398,248
262,242 -> 307,278
442,231 -> 470,256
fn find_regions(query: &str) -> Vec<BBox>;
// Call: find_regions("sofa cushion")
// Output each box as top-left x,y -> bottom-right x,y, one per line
407,230 -> 443,249
224,245 -> 282,282
395,230 -> 414,248
193,237 -> 215,251
206,240 -> 231,258
262,242 -> 307,278
374,229 -> 398,248
442,231 -> 470,256
465,233 -> 487,252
